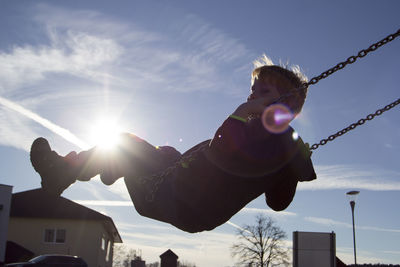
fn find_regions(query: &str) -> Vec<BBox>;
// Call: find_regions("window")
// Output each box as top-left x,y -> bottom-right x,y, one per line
106,240 -> 112,262
101,237 -> 106,250
44,229 -> 55,243
55,229 -> 66,243
44,228 -> 66,243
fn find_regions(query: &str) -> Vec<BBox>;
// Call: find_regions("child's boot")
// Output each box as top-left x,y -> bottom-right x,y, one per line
30,137 -> 77,196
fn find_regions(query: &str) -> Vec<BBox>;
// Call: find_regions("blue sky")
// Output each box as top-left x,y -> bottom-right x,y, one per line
1,1 -> 399,266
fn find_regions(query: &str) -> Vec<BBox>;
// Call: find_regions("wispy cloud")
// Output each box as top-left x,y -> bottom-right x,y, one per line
240,207 -> 297,217
304,216 -> 351,228
299,164 -> 400,191
30,3 -> 253,94
75,199 -> 132,206
120,228 -> 235,252
0,31 -> 122,93
305,216 -> 400,233
116,222 -> 174,232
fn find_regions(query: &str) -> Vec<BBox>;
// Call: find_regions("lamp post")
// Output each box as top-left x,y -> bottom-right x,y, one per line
346,190 -> 360,266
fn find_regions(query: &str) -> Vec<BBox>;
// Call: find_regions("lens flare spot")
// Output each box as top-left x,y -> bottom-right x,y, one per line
261,104 -> 293,134
292,131 -> 299,141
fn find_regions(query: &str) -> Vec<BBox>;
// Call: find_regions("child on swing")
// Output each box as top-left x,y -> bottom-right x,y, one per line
30,55 -> 316,233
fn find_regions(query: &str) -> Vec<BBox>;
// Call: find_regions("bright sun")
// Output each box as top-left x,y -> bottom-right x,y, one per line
89,118 -> 122,149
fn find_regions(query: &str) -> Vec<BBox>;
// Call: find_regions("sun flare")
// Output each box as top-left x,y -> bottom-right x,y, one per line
89,118 -> 122,149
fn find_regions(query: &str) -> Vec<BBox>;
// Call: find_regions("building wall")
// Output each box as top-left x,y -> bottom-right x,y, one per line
7,217 -> 114,267
293,231 -> 336,267
161,258 -> 177,267
0,185 -> 13,264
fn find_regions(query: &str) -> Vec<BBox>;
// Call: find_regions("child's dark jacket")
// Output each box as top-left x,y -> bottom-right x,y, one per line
126,117 -> 316,233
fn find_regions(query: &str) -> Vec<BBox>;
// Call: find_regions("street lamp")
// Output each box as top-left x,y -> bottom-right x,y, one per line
346,190 -> 360,266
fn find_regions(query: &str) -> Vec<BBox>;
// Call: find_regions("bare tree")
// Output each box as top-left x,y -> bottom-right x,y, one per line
112,244 -> 127,267
113,244 -> 139,267
231,214 -> 290,267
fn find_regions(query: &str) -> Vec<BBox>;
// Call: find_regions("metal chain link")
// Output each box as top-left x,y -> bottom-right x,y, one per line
306,28 -> 400,87
310,98 -> 400,150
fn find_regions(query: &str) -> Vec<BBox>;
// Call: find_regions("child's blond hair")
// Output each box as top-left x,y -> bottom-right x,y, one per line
252,54 -> 308,114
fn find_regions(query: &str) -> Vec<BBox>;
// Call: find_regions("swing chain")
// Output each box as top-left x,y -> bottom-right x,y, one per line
280,29 -> 400,103
306,28 -> 400,86
144,30 -> 400,201
303,28 -> 400,151
310,98 -> 400,151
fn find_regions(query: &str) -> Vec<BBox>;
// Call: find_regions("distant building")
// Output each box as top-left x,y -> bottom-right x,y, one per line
0,184 -> 13,265
131,256 -> 146,267
293,231 -> 347,267
293,231 -> 336,267
160,249 -> 178,267
6,189 -> 122,267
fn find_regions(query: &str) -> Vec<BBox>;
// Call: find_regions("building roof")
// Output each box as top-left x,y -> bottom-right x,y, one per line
160,249 -> 178,259
10,188 -> 122,243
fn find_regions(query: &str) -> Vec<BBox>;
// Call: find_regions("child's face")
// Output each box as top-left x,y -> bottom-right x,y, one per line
248,73 -> 292,102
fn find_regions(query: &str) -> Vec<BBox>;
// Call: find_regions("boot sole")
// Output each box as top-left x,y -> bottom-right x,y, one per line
30,137 -> 52,174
